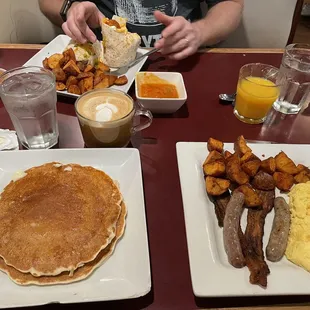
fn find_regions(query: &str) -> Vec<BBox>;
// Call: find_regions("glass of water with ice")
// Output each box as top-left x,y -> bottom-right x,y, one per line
0,66 -> 58,149
273,43 -> 310,114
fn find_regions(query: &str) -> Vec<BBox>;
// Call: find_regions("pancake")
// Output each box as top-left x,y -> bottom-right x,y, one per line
0,163 -> 122,276
0,202 -> 126,285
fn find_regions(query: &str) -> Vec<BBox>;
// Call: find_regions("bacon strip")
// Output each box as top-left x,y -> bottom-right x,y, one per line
241,190 -> 275,287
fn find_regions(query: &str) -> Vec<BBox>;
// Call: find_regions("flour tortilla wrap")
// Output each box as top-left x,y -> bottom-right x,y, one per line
101,16 -> 141,68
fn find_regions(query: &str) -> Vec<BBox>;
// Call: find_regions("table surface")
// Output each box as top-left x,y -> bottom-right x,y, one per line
1,44 -> 310,310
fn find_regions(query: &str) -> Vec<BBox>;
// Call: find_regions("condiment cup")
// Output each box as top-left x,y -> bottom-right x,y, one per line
135,72 -> 187,114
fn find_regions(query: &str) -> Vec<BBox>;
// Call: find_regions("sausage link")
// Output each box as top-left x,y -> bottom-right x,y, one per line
266,197 -> 290,262
223,191 -> 246,268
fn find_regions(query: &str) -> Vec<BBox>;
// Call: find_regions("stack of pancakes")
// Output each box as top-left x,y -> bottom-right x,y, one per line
0,163 -> 126,285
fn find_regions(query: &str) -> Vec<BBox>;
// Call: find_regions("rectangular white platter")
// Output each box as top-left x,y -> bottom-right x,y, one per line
176,142 -> 310,297
0,148 -> 151,308
23,35 -> 149,97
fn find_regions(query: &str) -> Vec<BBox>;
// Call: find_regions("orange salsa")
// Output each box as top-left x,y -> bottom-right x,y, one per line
140,83 -> 179,98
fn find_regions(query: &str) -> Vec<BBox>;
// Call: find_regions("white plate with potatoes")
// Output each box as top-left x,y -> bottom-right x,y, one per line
23,35 -> 149,98
177,140 -> 310,297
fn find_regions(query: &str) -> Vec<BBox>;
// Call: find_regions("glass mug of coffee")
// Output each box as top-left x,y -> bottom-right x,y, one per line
75,89 -> 153,147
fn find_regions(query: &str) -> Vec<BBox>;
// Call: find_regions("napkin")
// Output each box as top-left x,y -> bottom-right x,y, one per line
0,129 -> 19,151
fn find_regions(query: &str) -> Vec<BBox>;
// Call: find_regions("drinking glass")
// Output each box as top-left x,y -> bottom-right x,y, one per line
273,43 -> 310,114
0,66 -> 58,149
234,63 -> 284,124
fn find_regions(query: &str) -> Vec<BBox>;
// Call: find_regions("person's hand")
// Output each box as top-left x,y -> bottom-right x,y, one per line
62,1 -> 104,43
154,11 -> 202,60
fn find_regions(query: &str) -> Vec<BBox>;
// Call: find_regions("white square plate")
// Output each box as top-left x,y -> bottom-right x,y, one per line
23,35 -> 149,97
177,142 -> 310,297
0,148 -> 151,308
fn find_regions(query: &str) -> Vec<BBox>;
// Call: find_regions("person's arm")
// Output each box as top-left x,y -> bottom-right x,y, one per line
39,0 -> 103,43
154,0 -> 244,60
193,0 -> 244,46
38,0 -> 65,27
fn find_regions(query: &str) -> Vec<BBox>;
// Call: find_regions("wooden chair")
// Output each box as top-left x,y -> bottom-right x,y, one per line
218,0 -> 304,48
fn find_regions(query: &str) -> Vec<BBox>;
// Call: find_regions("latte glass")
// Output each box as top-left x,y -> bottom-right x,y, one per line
75,89 -> 153,148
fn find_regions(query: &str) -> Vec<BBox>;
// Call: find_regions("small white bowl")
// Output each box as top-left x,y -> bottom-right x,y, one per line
135,72 -> 187,114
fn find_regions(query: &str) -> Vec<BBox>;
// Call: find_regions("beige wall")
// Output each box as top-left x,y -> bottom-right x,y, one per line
0,0 -> 61,44
218,0 -> 297,48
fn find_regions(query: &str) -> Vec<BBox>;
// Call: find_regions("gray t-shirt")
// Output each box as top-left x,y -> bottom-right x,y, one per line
81,0 -> 223,47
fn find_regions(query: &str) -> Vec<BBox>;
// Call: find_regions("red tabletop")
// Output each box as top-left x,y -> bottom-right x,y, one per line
1,48 -> 310,310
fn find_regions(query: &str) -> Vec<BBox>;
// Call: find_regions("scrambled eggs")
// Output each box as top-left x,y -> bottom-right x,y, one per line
286,181 -> 310,271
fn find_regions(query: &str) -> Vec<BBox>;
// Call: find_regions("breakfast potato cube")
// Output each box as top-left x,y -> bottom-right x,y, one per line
84,64 -> 95,73
63,60 -> 81,76
203,161 -> 226,177
94,77 -> 110,89
203,150 -> 224,166
275,151 -> 299,175
207,138 -> 224,153
43,57 -> 50,69
96,62 -> 110,72
224,150 -> 232,160
234,135 -> 252,156
56,82 -> 66,91
59,56 -> 67,68
114,75 -> 128,86
94,72 -> 106,86
242,160 -> 261,177
236,184 -> 262,207
260,157 -> 276,175
273,172 -> 294,192
68,84 -> 81,95
78,76 -> 93,93
107,74 -> 117,87
296,164 -> 310,173
240,151 -> 259,164
294,170 -> 310,184
47,53 -> 63,69
94,69 -> 104,78
226,154 -> 249,185
52,68 -> 67,82
63,48 -> 76,64
77,72 -> 94,80
252,171 -> 275,190
66,76 -> 78,88
76,61 -> 88,72
206,176 -> 230,196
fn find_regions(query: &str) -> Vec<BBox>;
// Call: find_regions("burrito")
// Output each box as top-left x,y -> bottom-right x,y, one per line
101,16 -> 141,68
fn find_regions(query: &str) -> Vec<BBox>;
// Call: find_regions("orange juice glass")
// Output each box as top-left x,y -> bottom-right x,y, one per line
234,63 -> 284,124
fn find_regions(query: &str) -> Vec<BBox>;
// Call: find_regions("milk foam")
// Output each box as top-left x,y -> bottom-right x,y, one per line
77,93 -> 133,122
95,103 -> 119,121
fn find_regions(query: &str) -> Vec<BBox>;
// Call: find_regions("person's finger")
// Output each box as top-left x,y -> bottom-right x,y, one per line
162,30 -> 186,48
62,22 -> 77,41
168,46 -> 194,61
161,18 -> 185,39
154,10 -> 174,26
154,38 -> 164,50
97,11 -> 105,24
75,12 -> 97,42
160,38 -> 189,55
66,18 -> 88,43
